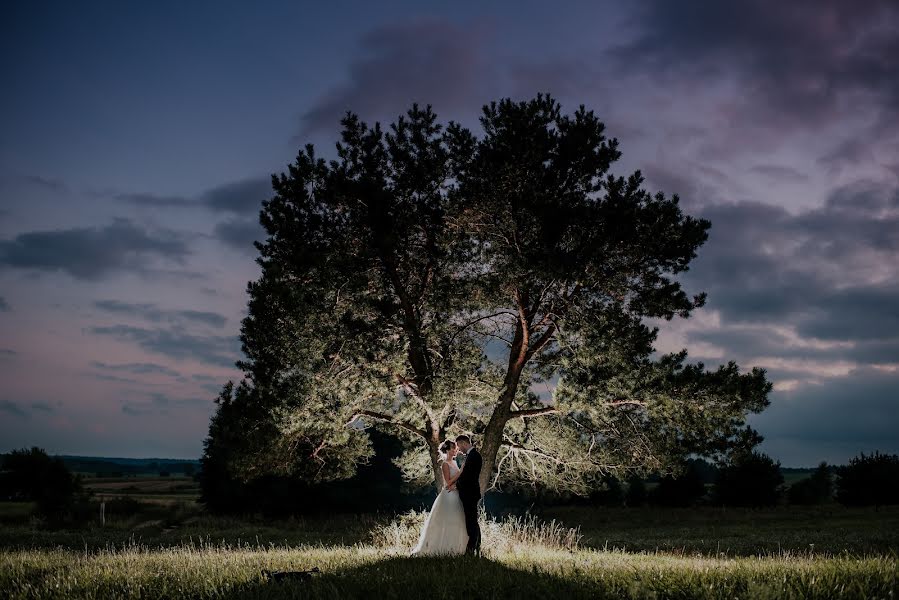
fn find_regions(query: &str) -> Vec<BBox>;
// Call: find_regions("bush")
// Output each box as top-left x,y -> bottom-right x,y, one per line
625,477 -> 647,507
590,475 -> 624,507
650,462 -> 706,507
715,451 -> 783,507
0,447 -> 83,519
836,452 -> 899,507
788,462 -> 832,505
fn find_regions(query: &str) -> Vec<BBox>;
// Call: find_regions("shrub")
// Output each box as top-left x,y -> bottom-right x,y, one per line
836,452 -> 899,507
590,475 -> 624,507
0,447 -> 82,519
650,462 -> 706,507
625,476 -> 647,507
715,451 -> 783,507
788,462 -> 832,505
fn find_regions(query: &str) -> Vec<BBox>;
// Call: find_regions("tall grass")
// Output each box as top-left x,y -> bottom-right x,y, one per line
2,542 -> 896,599
369,509 -> 583,553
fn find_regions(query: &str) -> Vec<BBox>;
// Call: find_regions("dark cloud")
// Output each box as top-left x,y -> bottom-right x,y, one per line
94,300 -> 226,328
299,19 -> 491,136
817,138 -> 876,175
671,179 -> 899,391
121,403 -> 152,416
86,372 -> 141,385
200,177 -> 271,215
752,368 -> 899,465
0,349 -> 16,357
115,176 -> 270,216
0,296 -> 9,312
148,392 -> 206,408
213,218 -> 264,254
610,1 -> 899,167
686,182 -> 899,324
122,392 -> 208,417
749,165 -> 809,183
0,173 -> 68,193
690,324 -> 899,369
90,361 -> 182,378
114,192 -> 193,208
794,284 -> 899,342
615,1 -> 899,127
88,324 -> 241,368
30,402 -> 55,413
0,400 -> 27,418
0,218 -> 189,280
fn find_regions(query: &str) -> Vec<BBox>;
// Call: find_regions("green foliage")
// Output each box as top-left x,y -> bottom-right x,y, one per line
836,452 -> 899,507
201,425 -> 428,516
715,451 -> 784,507
205,94 -> 772,499
789,462 -> 833,505
0,447 -> 83,519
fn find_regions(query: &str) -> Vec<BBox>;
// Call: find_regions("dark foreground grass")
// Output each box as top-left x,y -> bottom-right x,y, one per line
543,505 -> 899,557
1,506 -> 897,598
2,544 -> 896,599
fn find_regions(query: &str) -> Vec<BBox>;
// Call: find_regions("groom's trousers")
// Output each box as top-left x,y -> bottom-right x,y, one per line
460,493 -> 481,553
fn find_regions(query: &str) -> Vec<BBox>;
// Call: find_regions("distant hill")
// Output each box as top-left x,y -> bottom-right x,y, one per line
59,455 -> 200,477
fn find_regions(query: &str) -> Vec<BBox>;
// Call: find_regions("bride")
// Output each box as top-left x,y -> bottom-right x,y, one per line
411,440 -> 468,556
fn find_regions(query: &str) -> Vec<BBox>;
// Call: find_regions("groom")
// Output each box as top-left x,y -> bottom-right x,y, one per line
454,434 -> 482,555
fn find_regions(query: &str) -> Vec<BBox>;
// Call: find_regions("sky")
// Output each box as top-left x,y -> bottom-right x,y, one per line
1,1 -> 897,466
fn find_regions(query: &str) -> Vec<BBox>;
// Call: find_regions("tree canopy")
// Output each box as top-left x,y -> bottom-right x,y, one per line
205,94 -> 772,495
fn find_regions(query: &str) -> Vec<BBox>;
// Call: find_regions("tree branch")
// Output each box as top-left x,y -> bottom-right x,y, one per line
509,405 -> 558,419
500,439 -> 562,463
606,400 -> 647,408
525,323 -> 557,361
437,310 -> 517,369
393,372 -> 437,427
346,410 -> 427,439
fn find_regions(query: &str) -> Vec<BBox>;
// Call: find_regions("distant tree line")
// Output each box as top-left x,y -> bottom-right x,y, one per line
585,451 -> 899,509
0,447 -> 86,521
198,422 -> 899,513
59,456 -> 198,478
200,429 -> 432,516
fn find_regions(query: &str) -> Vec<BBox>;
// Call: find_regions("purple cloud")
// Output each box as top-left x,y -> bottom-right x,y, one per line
0,219 -> 189,280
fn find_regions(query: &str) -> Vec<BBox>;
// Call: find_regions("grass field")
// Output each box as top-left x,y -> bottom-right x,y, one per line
1,494 -> 897,599
82,475 -> 200,504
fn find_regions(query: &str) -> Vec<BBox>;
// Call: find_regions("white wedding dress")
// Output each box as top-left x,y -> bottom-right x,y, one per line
411,460 -> 468,556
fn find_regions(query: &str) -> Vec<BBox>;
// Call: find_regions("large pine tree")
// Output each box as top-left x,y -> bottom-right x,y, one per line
206,95 -> 771,495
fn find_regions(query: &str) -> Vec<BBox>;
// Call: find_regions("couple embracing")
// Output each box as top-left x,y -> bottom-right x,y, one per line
411,435 -> 482,556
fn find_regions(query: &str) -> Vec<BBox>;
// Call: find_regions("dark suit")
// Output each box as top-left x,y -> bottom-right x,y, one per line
456,447 -> 482,554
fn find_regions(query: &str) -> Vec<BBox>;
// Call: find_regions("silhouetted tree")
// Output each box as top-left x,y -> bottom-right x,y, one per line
0,447 -> 82,518
836,452 -> 899,507
715,451 -> 783,507
788,462 -> 832,505
209,94 -> 772,495
590,474 -> 625,507
625,476 -> 648,507
649,461 -> 707,507
200,386 -> 423,515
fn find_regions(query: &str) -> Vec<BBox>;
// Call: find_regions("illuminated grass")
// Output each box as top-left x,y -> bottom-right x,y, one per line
2,543 -> 896,599
2,507 -> 897,598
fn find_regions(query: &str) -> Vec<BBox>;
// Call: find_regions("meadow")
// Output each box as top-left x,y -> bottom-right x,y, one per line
1,476 -> 897,600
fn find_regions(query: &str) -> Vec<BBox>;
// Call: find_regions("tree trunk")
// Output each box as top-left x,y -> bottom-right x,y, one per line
476,309 -> 528,495
477,375 -> 521,494
428,439 -> 443,492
